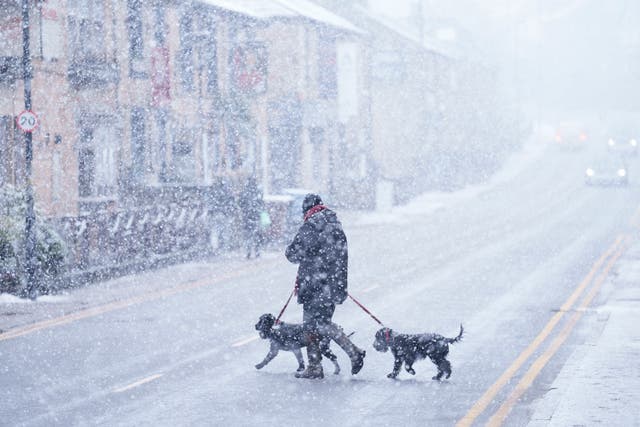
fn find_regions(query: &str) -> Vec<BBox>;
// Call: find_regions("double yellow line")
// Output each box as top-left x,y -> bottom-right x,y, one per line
457,233 -> 630,427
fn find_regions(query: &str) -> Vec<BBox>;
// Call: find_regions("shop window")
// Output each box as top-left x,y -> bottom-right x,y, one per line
178,12 -> 194,91
229,43 -> 267,95
67,0 -> 117,88
171,129 -> 195,182
126,0 -> 146,78
78,126 -> 117,198
131,108 -> 146,184
200,13 -> 218,94
318,38 -> 337,99
78,146 -> 95,198
93,127 -> 117,196
68,0 -> 106,60
153,1 -> 166,44
41,0 -> 64,61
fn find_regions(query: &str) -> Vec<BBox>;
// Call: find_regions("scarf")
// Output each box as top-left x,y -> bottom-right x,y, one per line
303,204 -> 326,222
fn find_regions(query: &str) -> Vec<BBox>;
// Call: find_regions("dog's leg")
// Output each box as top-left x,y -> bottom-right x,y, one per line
292,347 -> 306,372
431,358 -> 451,381
440,359 -> 452,379
404,360 -> 416,375
403,355 -> 416,375
388,355 -> 403,379
255,344 -> 279,370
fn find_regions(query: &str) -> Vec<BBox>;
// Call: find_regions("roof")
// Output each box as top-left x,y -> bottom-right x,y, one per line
356,6 -> 460,59
200,0 -> 363,34
274,0 -> 364,34
200,0 -> 295,19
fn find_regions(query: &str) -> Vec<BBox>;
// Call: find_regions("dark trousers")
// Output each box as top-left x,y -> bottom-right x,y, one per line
302,302 -> 336,333
302,302 -> 360,366
243,223 -> 260,257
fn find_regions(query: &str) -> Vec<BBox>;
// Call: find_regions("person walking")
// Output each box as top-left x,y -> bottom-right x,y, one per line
238,176 -> 263,259
285,193 -> 365,379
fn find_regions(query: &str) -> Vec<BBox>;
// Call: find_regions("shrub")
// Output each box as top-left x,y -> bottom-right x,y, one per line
0,185 -> 67,295
0,229 -> 21,294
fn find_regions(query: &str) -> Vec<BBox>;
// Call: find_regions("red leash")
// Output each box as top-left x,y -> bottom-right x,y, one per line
348,293 -> 391,343
348,293 -> 385,327
275,285 -> 297,325
276,286 -> 386,333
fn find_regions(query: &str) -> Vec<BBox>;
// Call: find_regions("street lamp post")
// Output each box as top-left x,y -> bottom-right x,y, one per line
22,0 -> 37,300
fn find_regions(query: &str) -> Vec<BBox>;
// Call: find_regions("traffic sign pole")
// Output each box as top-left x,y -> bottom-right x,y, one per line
22,0 -> 37,300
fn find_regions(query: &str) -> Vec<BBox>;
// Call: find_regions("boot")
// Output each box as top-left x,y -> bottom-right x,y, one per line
326,323 -> 366,375
350,348 -> 366,375
295,335 -> 324,379
294,364 -> 324,379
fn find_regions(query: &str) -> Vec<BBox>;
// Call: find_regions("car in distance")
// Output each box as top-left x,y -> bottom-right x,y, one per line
606,135 -> 638,157
585,155 -> 628,186
554,121 -> 588,150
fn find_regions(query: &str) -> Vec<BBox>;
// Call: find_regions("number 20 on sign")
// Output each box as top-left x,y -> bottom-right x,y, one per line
16,110 -> 39,133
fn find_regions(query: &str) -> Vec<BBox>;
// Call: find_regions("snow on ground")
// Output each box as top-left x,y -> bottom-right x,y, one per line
356,130 -> 548,226
0,293 -> 70,304
0,293 -> 27,304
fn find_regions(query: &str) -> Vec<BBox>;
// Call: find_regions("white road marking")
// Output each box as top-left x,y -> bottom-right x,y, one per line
361,285 -> 379,293
232,335 -> 259,347
113,373 -> 163,393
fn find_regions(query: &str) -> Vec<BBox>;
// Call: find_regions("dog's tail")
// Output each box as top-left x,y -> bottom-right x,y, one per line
445,324 -> 464,344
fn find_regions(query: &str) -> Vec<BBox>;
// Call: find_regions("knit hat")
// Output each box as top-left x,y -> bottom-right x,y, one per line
302,193 -> 323,214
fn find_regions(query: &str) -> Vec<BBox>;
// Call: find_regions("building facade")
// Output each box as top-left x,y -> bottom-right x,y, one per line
0,0 -> 369,281
0,0 -> 369,220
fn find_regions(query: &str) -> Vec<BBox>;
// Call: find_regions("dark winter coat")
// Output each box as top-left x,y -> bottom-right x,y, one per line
285,206 -> 348,305
238,179 -> 263,233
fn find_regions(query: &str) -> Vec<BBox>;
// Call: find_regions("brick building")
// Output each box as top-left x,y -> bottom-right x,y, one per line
0,0 -> 368,280
0,0 -> 368,218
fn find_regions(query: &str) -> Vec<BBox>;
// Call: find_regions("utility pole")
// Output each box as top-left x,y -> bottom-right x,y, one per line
22,0 -> 38,300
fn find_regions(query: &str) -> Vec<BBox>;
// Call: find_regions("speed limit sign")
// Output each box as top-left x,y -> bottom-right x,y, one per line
16,110 -> 39,133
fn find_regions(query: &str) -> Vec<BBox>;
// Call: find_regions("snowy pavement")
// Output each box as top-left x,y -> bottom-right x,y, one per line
527,235 -> 640,426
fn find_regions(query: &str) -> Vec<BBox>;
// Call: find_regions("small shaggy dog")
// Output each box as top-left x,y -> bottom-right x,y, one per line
373,325 -> 463,380
254,313 -> 341,374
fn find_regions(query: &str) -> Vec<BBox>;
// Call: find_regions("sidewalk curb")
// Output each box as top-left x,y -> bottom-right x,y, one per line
527,248 -> 640,426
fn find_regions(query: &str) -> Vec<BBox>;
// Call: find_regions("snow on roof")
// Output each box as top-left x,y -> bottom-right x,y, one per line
273,0 -> 365,34
200,0 -> 296,19
358,6 -> 460,59
200,0 -> 363,34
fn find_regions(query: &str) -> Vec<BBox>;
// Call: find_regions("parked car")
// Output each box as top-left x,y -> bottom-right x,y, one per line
584,155 -> 628,186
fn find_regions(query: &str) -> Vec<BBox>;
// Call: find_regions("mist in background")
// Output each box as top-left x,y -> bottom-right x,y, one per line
371,0 -> 640,115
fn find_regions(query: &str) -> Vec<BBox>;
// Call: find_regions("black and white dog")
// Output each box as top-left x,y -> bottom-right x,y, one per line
254,313 -> 341,374
373,325 -> 463,380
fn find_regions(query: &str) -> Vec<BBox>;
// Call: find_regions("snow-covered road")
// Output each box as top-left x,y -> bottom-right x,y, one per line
2,138 -> 640,426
